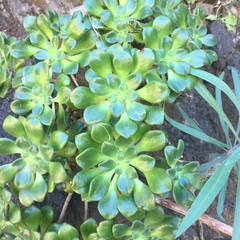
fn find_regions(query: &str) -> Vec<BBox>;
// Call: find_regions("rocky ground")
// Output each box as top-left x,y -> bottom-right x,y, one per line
0,0 -> 239,239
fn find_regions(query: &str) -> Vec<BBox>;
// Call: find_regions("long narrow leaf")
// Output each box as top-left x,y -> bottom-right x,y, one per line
165,113 -> 229,149
194,81 -> 238,141
215,75 -> 231,146
229,66 -> 240,146
177,106 -> 203,132
217,181 -> 228,222
190,68 -> 240,113
232,163 -> 240,240
176,146 -> 240,237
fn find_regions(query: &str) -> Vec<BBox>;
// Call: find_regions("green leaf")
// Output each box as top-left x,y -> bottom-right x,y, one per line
113,224 -> 131,238
117,173 -> 134,195
15,168 -> 33,189
126,101 -> 146,121
137,81 -> 169,103
89,50 -> 112,78
97,220 -> 115,239
115,112 -> 138,138
132,48 -> 155,74
9,202 -> 22,224
48,131 -> 68,151
143,27 -> 159,50
0,164 -> 18,185
101,142 -> 117,158
221,12 -> 237,31
98,178 -> 118,219
145,106 -> 164,125
136,130 -> 167,152
99,159 -> 117,172
118,194 -> 138,218
30,172 -> 47,202
11,100 -> 35,115
70,86 -> 104,109
176,149 -> 238,237
77,148 -> 106,169
145,167 -> 172,194
68,17 -> 85,40
91,123 -> 112,143
75,132 -> 100,152
111,101 -> 125,117
10,41 -> 39,58
25,118 -> 43,144
49,162 -> 67,183
84,101 -> 111,124
131,155 -> 155,172
183,50 -> 207,68
89,172 -> 112,201
36,13 -> 54,39
58,223 -> 79,239
40,205 -> 54,233
69,30 -> 97,54
168,70 -> 189,93
133,178 -> 155,210
23,206 -> 41,231
144,206 -> 165,227
125,72 -> 142,90
84,0 -> 104,17
171,28 -> 189,50
39,105 -> 54,126
3,115 -> 26,138
153,15 -> 173,38
113,51 -> 133,79
165,140 -> 184,168
199,34 -> 217,47
0,138 -> 21,155
72,169 -> 102,194
89,77 -> 111,96
80,218 -> 98,240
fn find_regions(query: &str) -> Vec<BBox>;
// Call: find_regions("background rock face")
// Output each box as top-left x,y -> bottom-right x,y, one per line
0,1 -> 239,239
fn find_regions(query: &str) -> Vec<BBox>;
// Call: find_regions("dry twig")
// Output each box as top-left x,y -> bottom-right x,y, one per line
155,196 -> 233,237
58,193 -> 73,222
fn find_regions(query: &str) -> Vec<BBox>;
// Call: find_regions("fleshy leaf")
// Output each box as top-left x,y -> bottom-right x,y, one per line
115,113 -> 138,138
113,51 -> 133,79
132,48 -> 155,74
136,130 -> 167,152
145,167 -> 172,194
89,50 -> 112,78
0,138 -> 21,155
133,178 -> 155,210
84,101 -> 111,124
137,81 -> 169,103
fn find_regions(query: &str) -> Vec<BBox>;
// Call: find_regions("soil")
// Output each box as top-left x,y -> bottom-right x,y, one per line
0,0 -> 239,239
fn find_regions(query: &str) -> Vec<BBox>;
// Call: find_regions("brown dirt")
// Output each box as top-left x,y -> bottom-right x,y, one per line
0,0 -> 239,239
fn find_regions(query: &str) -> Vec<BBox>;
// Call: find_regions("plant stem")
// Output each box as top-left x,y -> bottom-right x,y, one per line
70,74 -> 79,87
58,193 -> 73,222
84,200 -> 88,221
155,196 -> 232,237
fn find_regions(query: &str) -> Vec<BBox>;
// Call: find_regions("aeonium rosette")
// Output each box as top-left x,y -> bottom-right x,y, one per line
70,44 -> 170,138
9,10 -> 97,75
84,0 -> 155,44
72,123 -> 167,220
0,115 -> 83,207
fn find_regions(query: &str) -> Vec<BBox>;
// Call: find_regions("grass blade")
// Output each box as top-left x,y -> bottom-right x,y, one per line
177,106 -> 203,132
176,146 -> 240,237
217,181 -> 227,222
194,81 -> 238,141
165,113 -> 228,149
215,73 -> 231,146
232,164 -> 240,240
